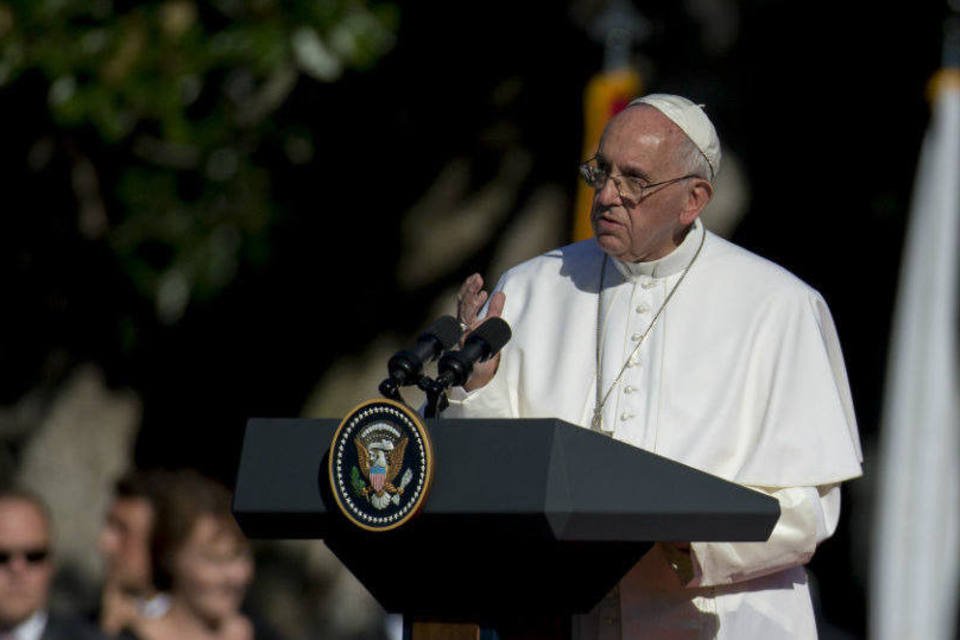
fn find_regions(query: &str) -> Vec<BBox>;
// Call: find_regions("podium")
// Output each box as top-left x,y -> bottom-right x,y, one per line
232,417 -> 779,638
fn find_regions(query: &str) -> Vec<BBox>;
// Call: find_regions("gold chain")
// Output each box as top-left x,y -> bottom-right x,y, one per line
591,229 -> 705,432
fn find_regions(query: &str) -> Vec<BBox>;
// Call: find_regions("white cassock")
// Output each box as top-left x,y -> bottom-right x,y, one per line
445,218 -> 863,639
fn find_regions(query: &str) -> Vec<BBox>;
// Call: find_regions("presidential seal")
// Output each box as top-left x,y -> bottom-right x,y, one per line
328,398 -> 434,532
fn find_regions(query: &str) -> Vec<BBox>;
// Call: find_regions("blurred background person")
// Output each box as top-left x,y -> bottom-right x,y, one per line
0,488 -> 105,640
97,470 -> 171,637
116,470 -> 260,640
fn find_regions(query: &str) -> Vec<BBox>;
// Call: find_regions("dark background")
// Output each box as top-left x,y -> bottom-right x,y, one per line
1,1 -> 951,636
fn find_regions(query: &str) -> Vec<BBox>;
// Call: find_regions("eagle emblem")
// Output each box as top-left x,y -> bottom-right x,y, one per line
353,426 -> 413,510
329,399 -> 434,531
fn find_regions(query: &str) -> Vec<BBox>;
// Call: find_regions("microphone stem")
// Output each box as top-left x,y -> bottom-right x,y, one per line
418,376 -> 449,418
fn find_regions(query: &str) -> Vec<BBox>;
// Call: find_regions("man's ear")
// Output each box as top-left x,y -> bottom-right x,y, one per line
679,178 -> 713,226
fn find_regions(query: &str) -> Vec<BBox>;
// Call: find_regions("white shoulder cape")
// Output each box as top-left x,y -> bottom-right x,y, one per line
450,228 -> 863,488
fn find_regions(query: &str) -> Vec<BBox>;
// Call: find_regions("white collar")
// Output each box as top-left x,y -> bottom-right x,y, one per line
139,593 -> 171,618
2,610 -> 47,640
611,218 -> 704,280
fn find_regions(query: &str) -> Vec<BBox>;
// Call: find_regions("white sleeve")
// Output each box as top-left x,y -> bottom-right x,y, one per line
688,484 -> 840,587
440,329 -> 517,420
441,372 -> 515,419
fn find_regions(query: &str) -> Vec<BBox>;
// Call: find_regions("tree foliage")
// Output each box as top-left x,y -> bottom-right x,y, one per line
0,0 -> 396,324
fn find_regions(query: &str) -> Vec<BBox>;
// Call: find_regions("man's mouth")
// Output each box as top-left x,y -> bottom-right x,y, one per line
594,214 -> 624,231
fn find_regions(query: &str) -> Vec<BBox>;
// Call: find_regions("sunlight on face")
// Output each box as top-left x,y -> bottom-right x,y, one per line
590,106 -> 696,262
171,514 -> 253,627
99,497 -> 154,592
0,499 -> 53,628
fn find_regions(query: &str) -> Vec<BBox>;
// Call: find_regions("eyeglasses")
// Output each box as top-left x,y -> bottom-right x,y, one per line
0,548 -> 50,566
579,157 -> 698,205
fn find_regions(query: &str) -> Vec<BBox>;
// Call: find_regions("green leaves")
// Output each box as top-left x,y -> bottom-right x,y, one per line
0,0 -> 396,324
350,465 -> 366,498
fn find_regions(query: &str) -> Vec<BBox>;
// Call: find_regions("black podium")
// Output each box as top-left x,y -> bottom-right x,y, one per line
232,417 -> 779,638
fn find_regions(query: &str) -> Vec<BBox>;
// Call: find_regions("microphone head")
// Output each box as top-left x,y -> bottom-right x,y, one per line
422,315 -> 462,351
388,316 -> 464,387
435,316 -> 512,389
470,317 -> 512,361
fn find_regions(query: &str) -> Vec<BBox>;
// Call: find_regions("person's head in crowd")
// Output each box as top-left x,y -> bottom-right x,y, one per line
98,469 -> 172,636
100,470 -> 166,597
142,470 -> 253,637
0,489 -> 54,631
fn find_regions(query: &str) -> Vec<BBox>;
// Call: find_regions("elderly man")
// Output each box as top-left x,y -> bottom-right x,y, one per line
0,489 -> 104,640
447,94 -> 863,638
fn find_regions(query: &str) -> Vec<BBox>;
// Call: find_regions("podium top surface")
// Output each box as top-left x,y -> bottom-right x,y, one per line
233,416 -> 779,543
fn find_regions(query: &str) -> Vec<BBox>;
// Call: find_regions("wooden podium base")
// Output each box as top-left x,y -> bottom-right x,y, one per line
407,617 -> 570,640
410,622 -> 480,640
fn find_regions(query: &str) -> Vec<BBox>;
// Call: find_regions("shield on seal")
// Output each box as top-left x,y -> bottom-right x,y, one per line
366,442 -> 392,494
370,464 -> 386,493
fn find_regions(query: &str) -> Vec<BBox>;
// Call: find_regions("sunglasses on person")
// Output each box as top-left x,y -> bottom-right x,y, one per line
0,547 -> 50,566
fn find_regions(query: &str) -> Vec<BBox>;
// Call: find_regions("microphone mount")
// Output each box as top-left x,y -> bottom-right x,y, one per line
420,317 -> 512,418
378,315 -> 462,409
377,316 -> 511,418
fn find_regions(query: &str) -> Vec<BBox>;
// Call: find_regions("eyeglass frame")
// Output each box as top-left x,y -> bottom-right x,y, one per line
579,156 -> 701,205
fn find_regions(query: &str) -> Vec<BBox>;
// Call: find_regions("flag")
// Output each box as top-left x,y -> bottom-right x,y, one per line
869,69 -> 960,639
573,67 -> 641,242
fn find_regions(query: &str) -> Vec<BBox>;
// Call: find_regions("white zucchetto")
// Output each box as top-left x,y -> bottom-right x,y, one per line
629,94 -> 722,179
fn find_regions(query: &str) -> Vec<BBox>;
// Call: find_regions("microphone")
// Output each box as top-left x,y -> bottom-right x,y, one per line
387,315 -> 463,387
436,317 -> 512,388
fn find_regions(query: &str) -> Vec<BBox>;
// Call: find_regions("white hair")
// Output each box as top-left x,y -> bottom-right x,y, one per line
674,133 -> 715,184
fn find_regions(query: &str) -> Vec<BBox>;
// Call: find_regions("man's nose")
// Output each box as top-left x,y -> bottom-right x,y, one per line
5,555 -> 29,574
596,175 -> 622,206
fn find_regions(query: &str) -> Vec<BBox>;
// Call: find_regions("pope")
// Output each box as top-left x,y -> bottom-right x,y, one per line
447,94 -> 863,639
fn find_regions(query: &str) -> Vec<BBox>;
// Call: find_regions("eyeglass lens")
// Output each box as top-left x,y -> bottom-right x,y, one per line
0,548 -> 50,565
582,162 -> 641,200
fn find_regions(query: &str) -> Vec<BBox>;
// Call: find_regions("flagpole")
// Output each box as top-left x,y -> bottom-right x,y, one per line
572,1 -> 646,242
868,7 -> 960,639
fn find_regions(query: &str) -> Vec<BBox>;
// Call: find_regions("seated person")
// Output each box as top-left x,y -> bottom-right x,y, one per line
117,471 -> 254,640
98,470 -> 172,636
0,488 -> 105,640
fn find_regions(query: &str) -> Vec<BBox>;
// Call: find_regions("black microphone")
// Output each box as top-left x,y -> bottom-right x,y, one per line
387,315 -> 463,387
436,317 -> 512,388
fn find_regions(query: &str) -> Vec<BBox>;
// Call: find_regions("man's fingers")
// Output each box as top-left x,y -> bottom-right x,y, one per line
457,273 -> 489,327
487,291 -> 506,318
456,281 -> 506,392
459,273 -> 482,298
474,289 -> 489,312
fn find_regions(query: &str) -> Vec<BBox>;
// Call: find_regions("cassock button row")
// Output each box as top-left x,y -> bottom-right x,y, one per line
623,385 -> 635,394
631,332 -> 642,341
636,303 -> 650,314
641,279 -> 656,289
620,412 -> 634,421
